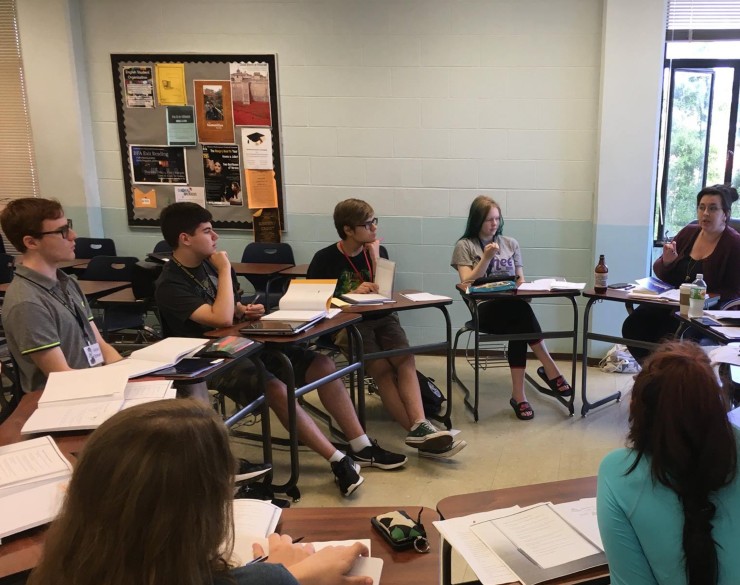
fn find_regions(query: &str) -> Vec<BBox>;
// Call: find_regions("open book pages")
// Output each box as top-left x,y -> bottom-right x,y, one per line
228,499 -> 283,565
22,380 -> 174,435
110,337 -> 208,377
262,279 -> 337,322
0,436 -> 73,539
518,279 -> 586,292
374,257 -> 396,298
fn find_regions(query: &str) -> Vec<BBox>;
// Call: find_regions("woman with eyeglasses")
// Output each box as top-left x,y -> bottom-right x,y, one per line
597,340 -> 740,585
451,195 -> 572,421
622,184 -> 740,363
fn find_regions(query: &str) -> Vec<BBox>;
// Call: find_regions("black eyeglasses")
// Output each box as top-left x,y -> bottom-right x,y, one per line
34,219 -> 74,240
355,218 -> 379,230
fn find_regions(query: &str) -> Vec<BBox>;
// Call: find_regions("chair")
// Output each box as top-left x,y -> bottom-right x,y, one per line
0,253 -> 15,284
0,342 -> 22,424
240,242 -> 295,308
74,237 -> 116,259
153,239 -> 172,253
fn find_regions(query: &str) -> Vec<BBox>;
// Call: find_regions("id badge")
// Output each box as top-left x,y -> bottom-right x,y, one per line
83,342 -> 104,367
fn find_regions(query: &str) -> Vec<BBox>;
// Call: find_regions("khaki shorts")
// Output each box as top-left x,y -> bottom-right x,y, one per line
335,312 -> 409,358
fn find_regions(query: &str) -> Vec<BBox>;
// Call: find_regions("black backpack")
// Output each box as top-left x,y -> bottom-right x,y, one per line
417,370 -> 446,417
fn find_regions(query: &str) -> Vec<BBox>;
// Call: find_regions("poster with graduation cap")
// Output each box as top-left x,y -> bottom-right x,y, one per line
241,128 -> 273,170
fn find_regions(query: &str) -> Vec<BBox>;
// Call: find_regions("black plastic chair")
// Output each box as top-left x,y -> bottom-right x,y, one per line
79,255 -> 138,282
75,237 -> 116,259
0,253 -> 15,284
241,242 -> 295,309
153,239 -> 172,254
0,342 -> 22,424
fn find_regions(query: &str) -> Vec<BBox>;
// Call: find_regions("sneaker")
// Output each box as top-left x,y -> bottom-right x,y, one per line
331,455 -> 365,496
234,458 -> 271,483
418,439 -> 467,460
350,440 -> 408,470
405,420 -> 454,451
234,483 -> 290,508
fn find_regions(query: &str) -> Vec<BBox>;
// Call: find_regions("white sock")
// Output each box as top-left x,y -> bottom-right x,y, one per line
328,450 -> 345,464
349,434 -> 372,452
411,419 -> 426,430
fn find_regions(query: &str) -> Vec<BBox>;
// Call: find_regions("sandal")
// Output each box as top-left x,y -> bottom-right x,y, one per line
536,366 -> 573,397
509,398 -> 534,421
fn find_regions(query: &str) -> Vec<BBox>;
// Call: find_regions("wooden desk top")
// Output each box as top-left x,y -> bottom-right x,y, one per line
437,477 -> 603,585
207,312 -> 362,344
277,506 -> 440,585
341,290 -> 452,316
95,287 -> 144,305
0,280 -> 130,299
455,283 -> 581,300
232,262 -> 294,277
278,263 -> 309,277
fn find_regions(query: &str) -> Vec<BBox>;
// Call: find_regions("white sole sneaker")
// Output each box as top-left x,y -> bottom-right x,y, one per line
418,439 -> 467,459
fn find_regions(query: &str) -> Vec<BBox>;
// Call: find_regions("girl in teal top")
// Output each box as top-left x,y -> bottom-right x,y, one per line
597,341 -> 740,585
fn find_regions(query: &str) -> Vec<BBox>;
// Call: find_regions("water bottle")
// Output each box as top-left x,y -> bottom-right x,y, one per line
688,273 -> 707,319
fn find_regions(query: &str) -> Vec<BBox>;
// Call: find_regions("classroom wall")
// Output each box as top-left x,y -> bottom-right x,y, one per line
15,0 -> 667,351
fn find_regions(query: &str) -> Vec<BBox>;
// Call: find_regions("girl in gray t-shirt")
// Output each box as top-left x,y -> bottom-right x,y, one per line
450,196 -> 573,421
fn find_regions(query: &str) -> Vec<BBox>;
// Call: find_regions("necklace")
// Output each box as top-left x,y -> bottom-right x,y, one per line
685,257 -> 701,283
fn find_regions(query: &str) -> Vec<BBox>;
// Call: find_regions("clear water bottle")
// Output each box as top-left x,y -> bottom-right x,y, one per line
688,273 -> 707,319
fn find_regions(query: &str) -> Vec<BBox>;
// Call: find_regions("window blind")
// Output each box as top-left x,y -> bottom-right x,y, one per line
667,0 -> 740,39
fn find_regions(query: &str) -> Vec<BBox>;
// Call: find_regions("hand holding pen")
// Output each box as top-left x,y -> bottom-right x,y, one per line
250,534 -> 308,565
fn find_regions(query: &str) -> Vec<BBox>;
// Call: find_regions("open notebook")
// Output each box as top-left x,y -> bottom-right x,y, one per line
261,279 -> 340,322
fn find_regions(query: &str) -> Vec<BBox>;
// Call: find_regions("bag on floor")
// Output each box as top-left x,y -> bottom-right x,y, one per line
599,344 -> 640,374
417,370 -> 445,417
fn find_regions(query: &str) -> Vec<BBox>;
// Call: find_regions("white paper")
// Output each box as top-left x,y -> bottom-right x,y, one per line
434,507 -> 520,585
710,345 -> 740,366
705,310 -> 740,320
229,499 -> 282,565
129,337 -> 207,364
348,556 -> 383,583
39,367 -> 130,405
552,498 -> 603,551
311,539 -> 372,553
710,327 -> 740,340
241,127 -> 274,170
401,292 -> 453,302
0,435 -> 72,490
21,400 -> 124,435
0,477 -> 69,539
479,503 -> 600,569
374,257 -> 395,298
341,293 -> 392,304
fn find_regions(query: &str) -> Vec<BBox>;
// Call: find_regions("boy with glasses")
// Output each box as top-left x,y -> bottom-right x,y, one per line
307,198 -> 466,460
0,198 -> 123,392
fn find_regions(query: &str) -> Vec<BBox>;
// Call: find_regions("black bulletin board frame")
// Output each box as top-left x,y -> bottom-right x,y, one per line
111,53 -> 285,230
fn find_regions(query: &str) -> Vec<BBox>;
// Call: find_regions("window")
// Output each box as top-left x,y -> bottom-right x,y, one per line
0,0 -> 38,202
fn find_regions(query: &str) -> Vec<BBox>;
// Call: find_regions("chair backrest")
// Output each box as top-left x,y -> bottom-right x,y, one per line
75,237 -> 117,259
153,239 -> 172,253
0,253 -> 15,284
241,242 -> 295,265
79,256 -> 139,281
131,261 -> 163,299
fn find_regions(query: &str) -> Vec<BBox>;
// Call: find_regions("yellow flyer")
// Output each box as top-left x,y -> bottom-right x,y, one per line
155,64 -> 187,106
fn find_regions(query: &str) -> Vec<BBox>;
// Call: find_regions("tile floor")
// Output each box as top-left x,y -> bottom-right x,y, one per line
229,355 -> 635,509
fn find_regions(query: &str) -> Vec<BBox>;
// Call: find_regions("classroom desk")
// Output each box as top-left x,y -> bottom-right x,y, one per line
454,284 -> 580,421
231,262 -> 294,277
278,505 -> 441,585
436,477 -> 607,585
208,313 -> 364,501
17,258 -> 90,273
0,279 -> 130,300
341,290 -> 455,429
278,263 -> 309,278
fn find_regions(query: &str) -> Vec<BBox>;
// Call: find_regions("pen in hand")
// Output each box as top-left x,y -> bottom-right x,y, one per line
248,536 -> 305,564
248,293 -> 262,308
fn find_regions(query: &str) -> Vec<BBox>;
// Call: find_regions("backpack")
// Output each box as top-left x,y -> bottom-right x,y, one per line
417,370 -> 446,417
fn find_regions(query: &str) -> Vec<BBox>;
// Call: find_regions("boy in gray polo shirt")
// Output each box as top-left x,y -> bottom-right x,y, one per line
0,198 -> 123,392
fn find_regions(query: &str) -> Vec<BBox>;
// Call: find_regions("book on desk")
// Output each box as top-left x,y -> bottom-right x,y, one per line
261,279 -> 341,322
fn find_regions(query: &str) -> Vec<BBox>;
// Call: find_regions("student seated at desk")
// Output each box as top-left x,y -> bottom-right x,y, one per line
597,341 -> 740,585
155,203 -> 406,497
450,195 -> 572,421
0,198 -> 124,392
622,184 -> 740,364
307,198 -> 465,459
27,400 -> 372,585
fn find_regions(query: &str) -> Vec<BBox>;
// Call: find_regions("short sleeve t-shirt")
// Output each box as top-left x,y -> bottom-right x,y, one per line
450,236 -> 523,278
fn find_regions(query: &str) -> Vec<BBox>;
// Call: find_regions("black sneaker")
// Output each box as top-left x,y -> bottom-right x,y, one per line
330,455 -> 364,496
235,458 -> 271,483
234,483 -> 290,508
350,440 -> 408,470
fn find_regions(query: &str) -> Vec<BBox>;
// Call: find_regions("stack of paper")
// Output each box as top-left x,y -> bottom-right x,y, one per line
22,377 -> 175,434
109,337 -> 208,378
628,277 -> 679,302
435,499 -> 605,585
0,435 -> 73,539
518,279 -> 586,292
229,499 -> 284,565
262,279 -> 338,322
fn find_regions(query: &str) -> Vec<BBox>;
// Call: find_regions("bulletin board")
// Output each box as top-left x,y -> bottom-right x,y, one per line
111,53 -> 285,231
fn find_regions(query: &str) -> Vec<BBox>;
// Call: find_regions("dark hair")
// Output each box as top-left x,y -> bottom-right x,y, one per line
160,202 -> 212,249
28,399 -> 235,585
333,198 -> 374,240
459,195 -> 504,240
0,197 -> 64,253
627,340 -> 736,585
696,184 -> 739,218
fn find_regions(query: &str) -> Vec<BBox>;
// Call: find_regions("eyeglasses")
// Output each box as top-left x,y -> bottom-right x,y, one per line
34,219 -> 74,240
356,218 -> 379,230
698,204 -> 723,214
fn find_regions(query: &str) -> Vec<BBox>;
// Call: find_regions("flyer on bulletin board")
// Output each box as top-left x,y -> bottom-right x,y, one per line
253,208 -> 281,243
241,127 -> 273,170
229,62 -> 272,126
245,169 -> 278,209
194,80 -> 235,143
123,66 -> 154,108
129,145 -> 188,185
133,187 -> 157,208
166,106 -> 197,146
155,63 -> 187,106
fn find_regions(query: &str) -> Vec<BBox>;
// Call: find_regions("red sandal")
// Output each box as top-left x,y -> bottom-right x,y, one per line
537,367 -> 573,397
509,398 -> 534,420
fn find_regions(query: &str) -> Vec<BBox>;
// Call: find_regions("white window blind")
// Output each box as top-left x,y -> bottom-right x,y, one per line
0,0 -> 38,202
668,0 -> 740,33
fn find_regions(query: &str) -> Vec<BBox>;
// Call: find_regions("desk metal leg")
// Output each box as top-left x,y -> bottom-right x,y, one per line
580,298 -> 622,417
